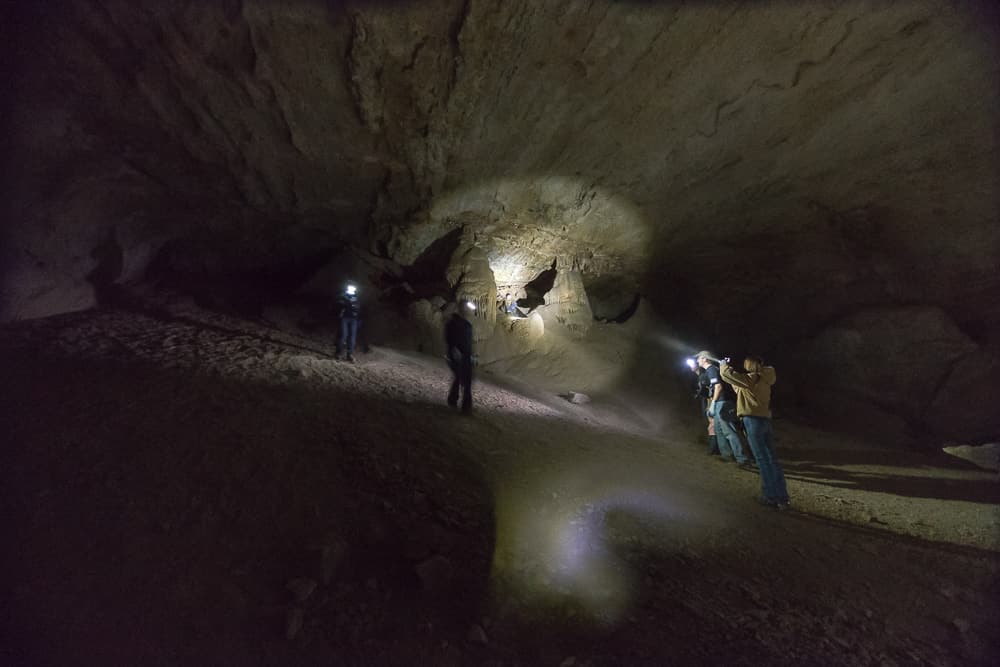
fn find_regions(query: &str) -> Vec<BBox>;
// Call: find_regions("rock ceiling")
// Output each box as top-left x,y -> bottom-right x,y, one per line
2,1 -> 999,443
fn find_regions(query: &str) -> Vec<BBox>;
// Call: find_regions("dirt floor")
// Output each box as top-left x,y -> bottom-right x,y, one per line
2,303 -> 998,666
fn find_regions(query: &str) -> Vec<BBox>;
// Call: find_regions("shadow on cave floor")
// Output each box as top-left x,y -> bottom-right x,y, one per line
780,461 -> 1000,504
2,307 -> 999,666
779,445 -> 989,470
776,444 -> 1000,504
2,350 -> 495,666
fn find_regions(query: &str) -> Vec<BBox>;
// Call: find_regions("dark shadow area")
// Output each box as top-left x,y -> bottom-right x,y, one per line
1,342 -> 495,666
3,311 -> 999,665
780,462 -> 1000,505
775,439 -> 1000,504
86,229 -> 124,305
145,241 -> 342,319
606,292 -> 641,323
520,259 -> 558,311
780,446 -> 990,471
400,227 -> 464,299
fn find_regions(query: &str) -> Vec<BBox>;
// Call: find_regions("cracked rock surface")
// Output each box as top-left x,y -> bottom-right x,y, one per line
2,0 -> 998,443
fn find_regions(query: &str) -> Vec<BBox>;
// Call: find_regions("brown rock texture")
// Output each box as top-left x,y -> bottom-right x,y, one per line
2,0 -> 998,442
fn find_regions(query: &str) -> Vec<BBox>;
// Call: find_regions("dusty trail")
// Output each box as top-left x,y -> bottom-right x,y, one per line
2,306 -> 998,666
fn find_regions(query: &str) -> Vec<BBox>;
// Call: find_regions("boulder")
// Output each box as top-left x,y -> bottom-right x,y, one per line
787,306 -> 997,444
942,443 -> 1000,471
928,352 -> 1000,442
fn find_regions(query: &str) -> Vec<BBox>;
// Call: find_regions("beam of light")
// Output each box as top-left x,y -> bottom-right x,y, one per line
650,332 -> 698,355
490,462 -> 715,626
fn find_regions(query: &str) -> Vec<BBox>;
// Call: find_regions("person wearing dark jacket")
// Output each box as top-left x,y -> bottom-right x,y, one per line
335,283 -> 361,362
691,361 -> 719,455
444,301 -> 475,414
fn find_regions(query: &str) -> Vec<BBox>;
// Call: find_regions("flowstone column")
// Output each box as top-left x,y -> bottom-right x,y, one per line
446,242 -> 498,343
542,267 -> 593,337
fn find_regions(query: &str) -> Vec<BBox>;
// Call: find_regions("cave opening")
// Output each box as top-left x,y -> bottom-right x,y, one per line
519,259 -> 558,311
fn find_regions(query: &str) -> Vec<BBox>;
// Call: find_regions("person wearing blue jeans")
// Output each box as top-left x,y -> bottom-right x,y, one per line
712,400 -> 749,465
741,415 -> 789,507
697,352 -> 749,466
339,317 -> 358,359
720,356 -> 790,510
335,282 -> 361,362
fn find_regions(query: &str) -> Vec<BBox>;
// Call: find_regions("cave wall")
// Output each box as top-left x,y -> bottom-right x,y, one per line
2,0 -> 998,442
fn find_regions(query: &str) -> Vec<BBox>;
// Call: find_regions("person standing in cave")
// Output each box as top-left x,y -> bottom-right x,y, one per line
697,351 -> 750,468
721,356 -> 790,510
444,301 -> 475,414
691,361 -> 719,455
335,282 -> 361,362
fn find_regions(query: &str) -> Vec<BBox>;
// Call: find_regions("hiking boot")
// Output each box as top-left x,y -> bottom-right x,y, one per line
737,463 -> 755,472
345,354 -> 355,362
755,496 -> 777,507
775,502 -> 792,512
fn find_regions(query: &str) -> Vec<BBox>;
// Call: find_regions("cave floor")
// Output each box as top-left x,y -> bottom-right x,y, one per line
2,305 -> 998,666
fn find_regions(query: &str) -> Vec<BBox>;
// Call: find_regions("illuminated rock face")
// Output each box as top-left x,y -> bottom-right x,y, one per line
536,269 -> 593,338
2,1 -> 998,442
446,242 -> 497,342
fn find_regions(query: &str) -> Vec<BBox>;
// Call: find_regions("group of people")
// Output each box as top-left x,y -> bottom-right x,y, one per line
332,281 -> 477,414
335,283 -> 787,504
692,351 -> 790,510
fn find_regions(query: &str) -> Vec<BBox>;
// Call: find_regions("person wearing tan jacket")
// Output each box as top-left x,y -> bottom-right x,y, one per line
720,357 -> 790,510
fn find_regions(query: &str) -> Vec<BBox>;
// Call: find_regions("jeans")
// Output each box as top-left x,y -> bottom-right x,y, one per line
338,317 -> 359,355
713,400 -> 747,464
447,352 -> 473,412
742,416 -> 789,503
701,398 -> 719,454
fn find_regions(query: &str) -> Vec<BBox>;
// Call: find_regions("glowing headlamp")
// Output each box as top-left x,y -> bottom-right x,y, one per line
346,284 -> 357,295
685,358 -> 696,369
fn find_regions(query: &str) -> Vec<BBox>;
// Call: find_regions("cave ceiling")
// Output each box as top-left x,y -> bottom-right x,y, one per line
2,0 -> 998,345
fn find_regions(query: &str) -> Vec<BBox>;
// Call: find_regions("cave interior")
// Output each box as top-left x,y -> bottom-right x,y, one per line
2,1 -> 999,665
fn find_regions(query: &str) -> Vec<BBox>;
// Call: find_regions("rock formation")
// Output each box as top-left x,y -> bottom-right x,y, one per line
2,0 -> 998,444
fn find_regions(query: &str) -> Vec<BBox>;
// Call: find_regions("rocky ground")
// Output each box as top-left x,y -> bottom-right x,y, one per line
2,302 -> 998,666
